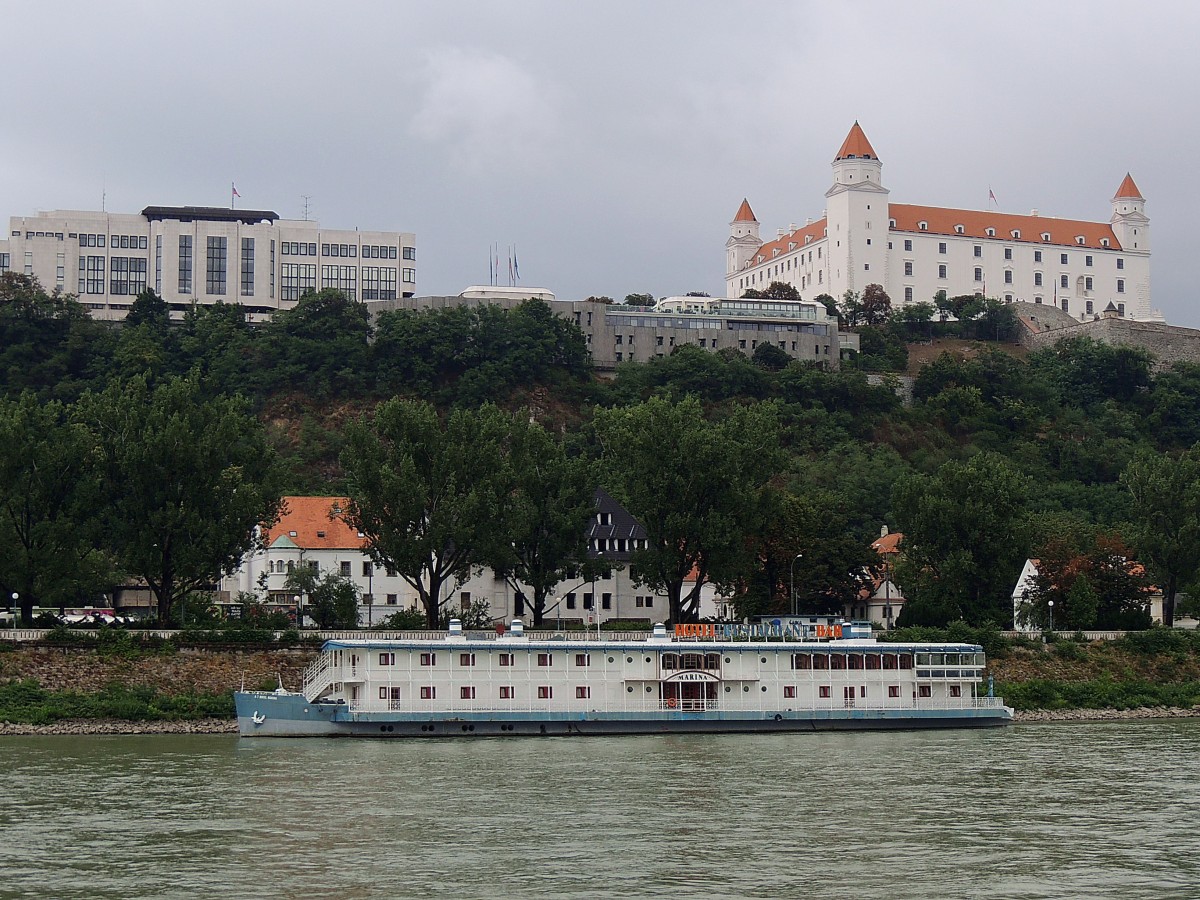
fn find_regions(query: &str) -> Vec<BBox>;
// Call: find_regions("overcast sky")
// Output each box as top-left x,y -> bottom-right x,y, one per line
4,2 -> 1197,323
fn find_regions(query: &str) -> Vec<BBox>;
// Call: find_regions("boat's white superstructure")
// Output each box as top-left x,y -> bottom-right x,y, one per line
235,620 -> 1013,737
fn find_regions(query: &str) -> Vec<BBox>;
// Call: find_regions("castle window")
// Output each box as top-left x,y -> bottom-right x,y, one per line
1004,248 -> 1013,260
1004,270 -> 1013,284
955,225 -> 964,234
1100,238 -> 1110,247
1085,255 -> 1093,267
1085,277 -> 1093,291
904,262 -> 913,277
1086,300 -> 1094,315
1076,236 -> 1086,245
938,242 -> 947,254
1011,230 -> 1021,239
1061,274 -> 1069,288
904,239 -> 912,251
938,264 -> 947,279
1042,232 -> 1051,241
1118,303 -> 1125,316
904,287 -> 913,302
1034,250 -> 1042,263
1035,272 -> 1043,286
1061,253 -> 1069,265
985,228 -> 996,237
889,219 -> 897,228
1117,258 -> 1124,270
974,267 -> 983,282
918,222 -> 928,231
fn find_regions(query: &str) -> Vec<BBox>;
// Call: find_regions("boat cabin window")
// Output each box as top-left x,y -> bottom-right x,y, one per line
459,653 -> 475,667
498,653 -> 514,667
680,653 -> 703,670
812,654 -> 829,670
575,653 -> 590,667
848,654 -> 864,670
499,686 -> 514,699
865,654 -> 881,670
818,686 -> 831,698
784,686 -> 796,698
705,653 -> 721,670
420,686 -> 436,699
898,654 -> 913,669
791,653 -> 811,670
538,686 -> 553,699
949,686 -> 962,698
419,653 -> 436,666
378,652 -> 395,666
460,686 -> 476,699
662,653 -> 677,670
918,685 -> 931,698
882,654 -> 898,670
537,653 -> 553,667
829,654 -> 847,670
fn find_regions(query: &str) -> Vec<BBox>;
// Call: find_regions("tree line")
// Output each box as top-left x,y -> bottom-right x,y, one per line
3,272 -> 1200,630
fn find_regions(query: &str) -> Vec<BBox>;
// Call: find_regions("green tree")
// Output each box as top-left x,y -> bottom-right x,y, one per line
340,399 -> 514,627
287,569 -> 360,629
0,393 -> 112,623
839,290 -> 864,328
860,284 -> 892,326
893,452 -> 1031,626
486,419 -> 599,626
1121,444 -> 1200,626
623,293 -> 655,305
593,395 -> 783,622
76,373 -> 284,625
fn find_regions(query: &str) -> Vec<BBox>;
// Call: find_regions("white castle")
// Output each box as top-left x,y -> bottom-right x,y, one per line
726,123 -> 1156,322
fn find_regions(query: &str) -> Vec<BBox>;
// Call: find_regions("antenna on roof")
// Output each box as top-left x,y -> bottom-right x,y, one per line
302,195 -> 312,221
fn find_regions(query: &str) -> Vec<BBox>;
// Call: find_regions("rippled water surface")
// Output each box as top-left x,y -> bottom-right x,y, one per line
1,721 -> 1198,899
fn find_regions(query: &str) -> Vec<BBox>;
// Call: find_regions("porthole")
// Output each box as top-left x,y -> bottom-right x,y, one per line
725,686 -> 732,693
608,656 -> 615,663
380,725 -> 388,733
645,656 -> 652,663
627,656 -> 634,663
743,686 -> 750,693
627,686 -> 634,693
646,686 -> 653,692
725,657 -> 731,663
761,657 -> 767,663
762,686 -> 768,692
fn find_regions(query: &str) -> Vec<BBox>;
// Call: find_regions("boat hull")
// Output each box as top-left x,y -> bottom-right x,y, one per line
235,691 -> 1013,738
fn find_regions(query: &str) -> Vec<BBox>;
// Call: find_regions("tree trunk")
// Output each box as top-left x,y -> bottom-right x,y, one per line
19,597 -> 34,626
421,576 -> 441,629
155,572 -> 174,627
1164,576 -> 1177,629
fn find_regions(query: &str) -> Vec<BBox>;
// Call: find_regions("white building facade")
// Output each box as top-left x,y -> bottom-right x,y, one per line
221,496 -> 703,627
727,123 -> 1157,322
0,205 -> 416,321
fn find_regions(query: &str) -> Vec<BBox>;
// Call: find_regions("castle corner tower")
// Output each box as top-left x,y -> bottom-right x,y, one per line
825,122 -> 889,299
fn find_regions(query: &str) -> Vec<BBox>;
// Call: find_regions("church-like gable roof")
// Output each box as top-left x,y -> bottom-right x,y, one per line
1113,173 -> 1144,200
732,198 -> 758,223
888,203 -> 1122,251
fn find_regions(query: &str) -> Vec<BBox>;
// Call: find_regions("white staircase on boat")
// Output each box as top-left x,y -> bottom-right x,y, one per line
301,653 -> 335,701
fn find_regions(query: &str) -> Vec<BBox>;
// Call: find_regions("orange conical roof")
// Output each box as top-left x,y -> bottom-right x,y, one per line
835,121 -> 878,161
1113,172 -> 1143,200
732,198 -> 758,223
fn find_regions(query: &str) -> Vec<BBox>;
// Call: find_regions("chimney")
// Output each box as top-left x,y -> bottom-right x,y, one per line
1030,209 -> 1039,216
880,525 -> 889,537
777,228 -> 786,238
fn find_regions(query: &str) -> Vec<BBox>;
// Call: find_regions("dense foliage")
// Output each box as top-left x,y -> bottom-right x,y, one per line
3,272 -> 1200,629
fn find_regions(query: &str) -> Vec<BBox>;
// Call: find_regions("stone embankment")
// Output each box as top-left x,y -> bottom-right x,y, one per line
0,717 -> 238,736
1014,706 -> 1200,723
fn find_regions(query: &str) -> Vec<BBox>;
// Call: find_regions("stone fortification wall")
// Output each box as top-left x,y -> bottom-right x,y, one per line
1016,302 -> 1200,369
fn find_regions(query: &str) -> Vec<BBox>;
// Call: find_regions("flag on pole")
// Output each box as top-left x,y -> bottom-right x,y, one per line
232,183 -> 241,198
489,246 -> 493,285
513,248 -> 519,281
988,187 -> 997,204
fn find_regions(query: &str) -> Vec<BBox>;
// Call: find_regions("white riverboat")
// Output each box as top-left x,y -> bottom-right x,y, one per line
235,619 -> 1013,737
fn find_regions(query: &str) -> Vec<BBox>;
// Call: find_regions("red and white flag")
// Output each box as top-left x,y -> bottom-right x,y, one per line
232,182 -> 241,198
988,188 -> 997,204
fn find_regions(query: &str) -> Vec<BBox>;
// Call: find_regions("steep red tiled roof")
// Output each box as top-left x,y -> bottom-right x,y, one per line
1113,173 -> 1143,200
750,218 -> 828,268
835,121 -> 878,161
871,532 -> 903,555
733,198 -> 758,223
888,203 -> 1121,251
263,496 -> 365,550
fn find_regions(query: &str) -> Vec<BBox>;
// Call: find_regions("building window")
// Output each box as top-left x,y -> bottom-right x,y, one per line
783,686 -> 796,699
1117,279 -> 1125,293
80,256 -> 105,295
1085,276 -> 1093,291
402,267 -> 416,284
1117,258 -> 1124,270
566,594 -> 576,610
1061,253 -> 1069,265
339,561 -> 351,577
904,286 -> 913,302
537,653 -> 553,667
1061,274 -> 1069,289
575,653 -> 590,667
1034,250 -> 1042,263
178,235 -> 193,293
403,246 -> 416,260
281,263 -> 317,301
378,652 -> 394,666
576,686 -> 591,699
1034,272 -> 1043,286
498,653 -> 514,667
419,653 -> 436,666
602,593 -> 612,610
974,267 -> 983,282
240,237 -> 255,296
205,236 -> 227,295
1085,255 -> 1093,267
938,242 -> 947,254
903,239 -> 912,251
1004,270 -> 1013,284
386,594 -> 398,605
459,653 -> 475,667
938,264 -> 947,279
420,686 -> 436,700
538,686 -> 553,699
362,561 -> 372,577
904,261 -> 913,276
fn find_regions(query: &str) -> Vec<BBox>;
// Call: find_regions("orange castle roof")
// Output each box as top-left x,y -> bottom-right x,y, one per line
733,198 -> 758,223
888,203 -> 1121,251
750,218 -> 828,268
263,496 -> 365,550
835,121 -> 878,161
1113,173 -> 1143,200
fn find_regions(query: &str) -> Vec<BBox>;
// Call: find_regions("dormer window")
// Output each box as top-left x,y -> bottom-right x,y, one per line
889,218 -> 896,228
788,242 -> 796,251
955,224 -> 965,234
804,236 -> 812,245
316,530 -> 326,538
918,221 -> 928,231
1100,238 -> 1110,247
772,249 -> 780,257
985,228 -> 996,237
1076,236 -> 1086,245
1041,232 -> 1051,241
1011,230 -> 1021,239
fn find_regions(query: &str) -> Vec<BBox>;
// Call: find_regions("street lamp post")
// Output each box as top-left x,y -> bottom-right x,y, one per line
789,553 -> 803,617
11,592 -> 17,633
1048,599 -> 1055,634
294,594 -> 302,629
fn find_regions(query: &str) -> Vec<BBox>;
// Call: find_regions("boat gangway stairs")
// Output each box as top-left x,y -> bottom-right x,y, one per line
301,653 -> 335,701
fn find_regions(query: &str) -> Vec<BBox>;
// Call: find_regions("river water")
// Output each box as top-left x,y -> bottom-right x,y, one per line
1,721 -> 1197,899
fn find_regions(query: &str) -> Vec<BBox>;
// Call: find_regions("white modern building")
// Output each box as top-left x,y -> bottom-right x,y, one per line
0,205 -> 416,321
220,495 -> 712,627
727,123 -> 1157,322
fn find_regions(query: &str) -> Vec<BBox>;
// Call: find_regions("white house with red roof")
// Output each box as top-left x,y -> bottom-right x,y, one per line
727,123 -> 1157,323
221,494 -> 689,627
